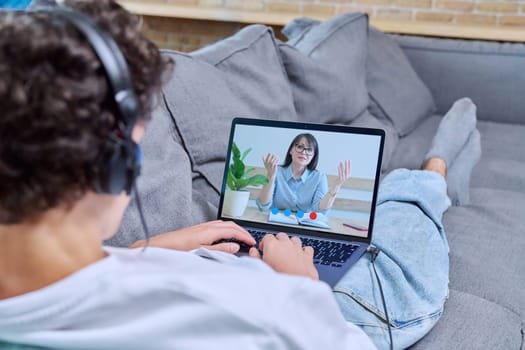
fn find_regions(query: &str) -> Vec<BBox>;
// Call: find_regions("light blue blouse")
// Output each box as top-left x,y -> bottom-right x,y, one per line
256,165 -> 329,213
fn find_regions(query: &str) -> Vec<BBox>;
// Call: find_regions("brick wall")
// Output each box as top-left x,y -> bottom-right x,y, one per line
143,17 -> 244,52
136,0 -> 525,51
143,16 -> 285,52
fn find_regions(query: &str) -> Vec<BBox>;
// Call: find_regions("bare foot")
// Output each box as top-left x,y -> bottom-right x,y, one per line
422,157 -> 447,178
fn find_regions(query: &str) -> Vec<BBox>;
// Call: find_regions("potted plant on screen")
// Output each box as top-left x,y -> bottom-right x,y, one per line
223,142 -> 269,217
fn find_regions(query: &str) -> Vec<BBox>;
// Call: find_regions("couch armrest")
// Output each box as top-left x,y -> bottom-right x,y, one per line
392,35 -> 525,126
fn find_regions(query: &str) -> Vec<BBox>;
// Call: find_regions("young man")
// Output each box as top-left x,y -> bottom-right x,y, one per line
0,1 -> 480,349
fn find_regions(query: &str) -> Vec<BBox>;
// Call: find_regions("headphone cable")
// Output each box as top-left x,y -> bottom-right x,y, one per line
367,245 -> 393,350
133,182 -> 150,251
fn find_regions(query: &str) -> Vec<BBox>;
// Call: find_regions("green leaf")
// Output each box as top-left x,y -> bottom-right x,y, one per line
246,174 -> 269,187
241,147 -> 252,161
226,168 -> 236,191
234,178 -> 250,190
232,157 -> 244,179
227,143 -> 268,191
231,142 -> 241,160
229,163 -> 235,175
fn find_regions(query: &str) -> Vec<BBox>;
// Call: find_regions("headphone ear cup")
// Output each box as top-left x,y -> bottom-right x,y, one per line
94,138 -> 140,195
118,94 -> 140,127
106,144 -> 130,195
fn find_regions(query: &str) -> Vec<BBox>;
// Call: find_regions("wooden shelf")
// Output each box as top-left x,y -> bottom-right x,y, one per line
119,2 -> 301,25
373,19 -> 525,42
118,2 -> 525,42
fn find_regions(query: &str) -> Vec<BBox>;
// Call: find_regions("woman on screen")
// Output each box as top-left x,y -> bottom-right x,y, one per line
256,133 -> 351,213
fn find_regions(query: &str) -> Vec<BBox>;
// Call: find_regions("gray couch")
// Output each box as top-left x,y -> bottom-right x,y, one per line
110,13 -> 525,350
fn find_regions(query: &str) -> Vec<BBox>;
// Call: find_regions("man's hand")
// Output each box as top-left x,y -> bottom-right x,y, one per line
249,233 -> 319,280
130,220 -> 256,254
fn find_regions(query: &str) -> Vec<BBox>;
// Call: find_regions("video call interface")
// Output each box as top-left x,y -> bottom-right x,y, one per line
220,124 -> 382,239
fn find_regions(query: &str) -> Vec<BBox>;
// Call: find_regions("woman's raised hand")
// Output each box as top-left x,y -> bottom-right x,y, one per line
262,153 -> 279,180
335,160 -> 351,187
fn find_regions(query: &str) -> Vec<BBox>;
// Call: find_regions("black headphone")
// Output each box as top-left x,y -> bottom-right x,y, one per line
38,5 -> 142,195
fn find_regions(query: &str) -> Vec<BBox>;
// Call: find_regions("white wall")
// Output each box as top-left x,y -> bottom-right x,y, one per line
233,124 -> 381,179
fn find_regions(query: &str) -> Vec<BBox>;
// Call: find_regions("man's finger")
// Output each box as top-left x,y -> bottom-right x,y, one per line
259,233 -> 275,251
215,222 -> 256,245
290,236 -> 302,247
249,247 -> 261,259
304,246 -> 315,258
205,242 -> 240,254
275,232 -> 289,241
228,229 -> 256,246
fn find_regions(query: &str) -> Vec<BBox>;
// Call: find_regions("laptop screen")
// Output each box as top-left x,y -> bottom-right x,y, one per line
218,118 -> 384,242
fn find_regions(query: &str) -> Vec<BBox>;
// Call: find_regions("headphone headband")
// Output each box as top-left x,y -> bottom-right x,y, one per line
36,5 -> 142,195
39,6 -> 140,134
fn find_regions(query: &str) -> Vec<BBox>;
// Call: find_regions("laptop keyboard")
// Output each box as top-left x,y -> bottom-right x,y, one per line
247,229 -> 359,267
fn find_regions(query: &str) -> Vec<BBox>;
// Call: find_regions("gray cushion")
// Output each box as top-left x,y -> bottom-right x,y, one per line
281,17 -> 319,42
385,114 -> 441,173
444,187 -> 525,320
349,110 -> 399,171
367,27 -> 436,137
394,34 -> 525,125
386,114 -> 525,194
162,26 -> 297,191
107,99 -> 219,248
409,289 -> 523,350
280,13 -> 369,124
471,120 -> 525,193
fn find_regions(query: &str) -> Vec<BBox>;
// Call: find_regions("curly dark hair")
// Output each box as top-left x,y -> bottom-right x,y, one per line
0,0 -> 173,224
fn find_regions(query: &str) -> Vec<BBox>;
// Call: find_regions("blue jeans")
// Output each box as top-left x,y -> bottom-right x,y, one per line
334,169 -> 451,350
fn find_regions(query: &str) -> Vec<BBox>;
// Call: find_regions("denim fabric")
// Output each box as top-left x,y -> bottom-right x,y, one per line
334,169 -> 451,350
256,165 -> 328,213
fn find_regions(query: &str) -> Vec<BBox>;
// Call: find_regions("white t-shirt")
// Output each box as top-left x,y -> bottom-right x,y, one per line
0,247 -> 376,350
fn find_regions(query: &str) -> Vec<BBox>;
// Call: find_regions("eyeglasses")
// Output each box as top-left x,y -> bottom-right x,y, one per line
294,143 -> 314,156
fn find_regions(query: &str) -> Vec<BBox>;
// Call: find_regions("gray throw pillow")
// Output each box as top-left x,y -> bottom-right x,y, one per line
107,100 -> 219,248
367,27 -> 436,137
350,110 -> 399,171
162,25 -> 297,192
280,13 -> 369,124
282,17 -> 320,43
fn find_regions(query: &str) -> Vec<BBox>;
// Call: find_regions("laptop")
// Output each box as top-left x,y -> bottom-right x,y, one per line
217,118 -> 385,287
